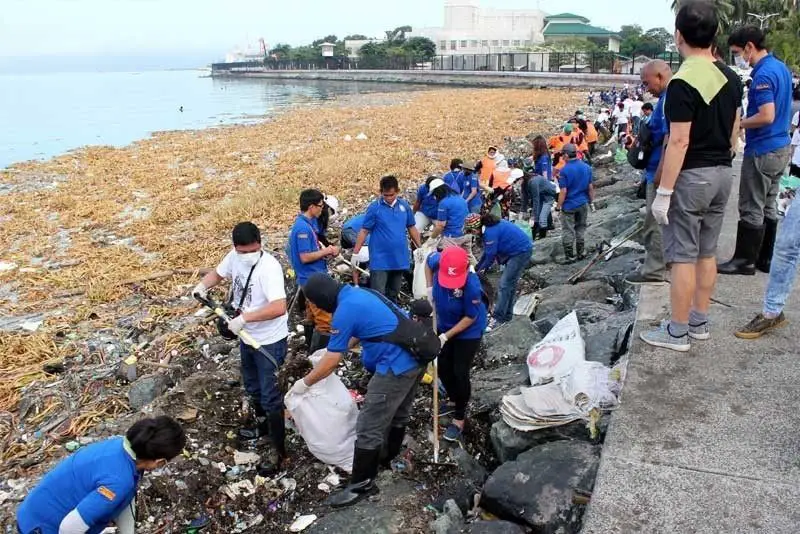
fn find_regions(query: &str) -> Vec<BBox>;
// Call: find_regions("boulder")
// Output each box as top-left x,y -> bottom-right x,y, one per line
483,317 -> 542,365
430,499 -> 465,534
128,374 -> 171,410
490,420 -> 591,463
465,521 -> 526,534
582,310 -> 635,366
481,441 -> 601,531
574,300 -> 617,324
530,236 -> 560,266
471,364 -> 529,411
535,280 -> 615,320
452,447 -> 487,486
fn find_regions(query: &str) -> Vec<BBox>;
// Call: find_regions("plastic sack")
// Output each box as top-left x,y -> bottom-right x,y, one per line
284,349 -> 358,471
412,241 -> 438,299
614,148 -> 628,164
526,311 -> 586,385
352,246 -> 369,264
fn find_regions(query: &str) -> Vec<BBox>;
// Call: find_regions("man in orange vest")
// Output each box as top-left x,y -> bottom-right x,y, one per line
577,112 -> 599,155
479,146 -> 502,187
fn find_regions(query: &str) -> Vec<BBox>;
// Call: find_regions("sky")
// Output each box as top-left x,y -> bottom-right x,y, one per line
0,0 -> 676,70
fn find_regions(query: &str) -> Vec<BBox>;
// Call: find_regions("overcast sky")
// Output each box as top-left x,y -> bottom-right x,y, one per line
1,0 -> 676,60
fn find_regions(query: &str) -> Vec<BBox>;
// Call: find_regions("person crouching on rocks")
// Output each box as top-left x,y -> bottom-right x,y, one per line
17,417 -> 185,534
470,213 -> 533,329
557,143 -> 595,263
290,273 -> 423,508
424,247 -> 488,442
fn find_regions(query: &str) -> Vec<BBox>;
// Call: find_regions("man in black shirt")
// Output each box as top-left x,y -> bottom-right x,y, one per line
641,2 -> 743,353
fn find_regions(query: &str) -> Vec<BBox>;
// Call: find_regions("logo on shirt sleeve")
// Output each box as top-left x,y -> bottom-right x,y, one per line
400,205 -> 406,212
98,486 -> 117,501
298,233 -> 308,239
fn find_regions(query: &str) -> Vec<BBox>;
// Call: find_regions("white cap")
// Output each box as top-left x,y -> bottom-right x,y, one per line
429,178 -> 446,192
324,195 -> 340,214
509,168 -> 525,184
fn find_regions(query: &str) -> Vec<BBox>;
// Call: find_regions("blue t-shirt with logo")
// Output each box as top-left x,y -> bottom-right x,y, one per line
327,285 -> 419,375
475,219 -> 533,272
362,198 -> 415,271
343,214 -> 370,245
442,170 -> 463,194
558,159 -> 593,211
745,54 -> 793,157
427,253 -> 487,339
436,194 -> 469,238
459,172 -> 483,210
289,214 -> 327,286
535,154 -> 552,180
17,437 -> 139,534
645,92 -> 668,183
416,183 -> 439,219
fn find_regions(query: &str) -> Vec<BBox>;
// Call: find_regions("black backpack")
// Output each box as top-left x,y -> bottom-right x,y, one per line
627,121 -> 654,170
364,289 -> 441,364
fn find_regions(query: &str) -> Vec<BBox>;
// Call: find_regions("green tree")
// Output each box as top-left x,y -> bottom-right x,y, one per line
269,43 -> 292,59
385,25 -> 413,44
402,36 -> 437,61
289,46 -> 321,63
343,34 -> 369,40
644,27 -> 674,51
312,35 -> 339,47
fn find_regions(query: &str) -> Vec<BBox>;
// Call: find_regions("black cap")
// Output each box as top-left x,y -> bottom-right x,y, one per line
303,273 -> 342,313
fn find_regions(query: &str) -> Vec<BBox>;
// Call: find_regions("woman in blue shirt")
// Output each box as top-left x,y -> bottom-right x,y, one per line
413,175 -> 441,234
527,136 -> 558,239
17,416 -> 185,534
425,247 -> 487,442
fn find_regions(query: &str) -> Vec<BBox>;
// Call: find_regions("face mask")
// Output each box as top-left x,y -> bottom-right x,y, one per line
238,251 -> 261,268
735,53 -> 749,69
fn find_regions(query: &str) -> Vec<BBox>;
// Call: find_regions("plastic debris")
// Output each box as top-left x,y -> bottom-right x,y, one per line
64,441 -> 81,452
221,479 -> 256,499
317,482 -> 330,493
280,477 -> 297,492
343,134 -> 353,142
233,450 -> 260,465
323,472 -> 340,487
185,182 -> 202,191
355,132 -> 368,141
20,320 -> 43,332
177,407 -> 198,422
289,514 -> 318,532
0,261 -> 18,272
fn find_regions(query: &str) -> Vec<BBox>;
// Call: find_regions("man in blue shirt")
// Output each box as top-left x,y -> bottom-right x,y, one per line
626,60 -> 672,285
474,215 -> 533,325
719,26 -> 793,276
557,144 -> 594,263
288,189 -> 339,287
442,158 -> 463,195
354,175 -> 422,303
341,213 -> 370,286
458,162 -> 483,214
413,176 -> 440,234
290,274 -> 422,509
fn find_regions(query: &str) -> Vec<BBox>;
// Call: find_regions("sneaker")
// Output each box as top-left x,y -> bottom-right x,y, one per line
443,423 -> 463,443
640,323 -> 690,352
485,318 -> 499,332
735,312 -> 787,339
625,272 -> 667,285
688,322 -> 710,340
438,403 -> 455,417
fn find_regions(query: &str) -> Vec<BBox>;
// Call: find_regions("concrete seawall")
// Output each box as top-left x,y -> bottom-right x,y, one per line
211,69 -> 640,89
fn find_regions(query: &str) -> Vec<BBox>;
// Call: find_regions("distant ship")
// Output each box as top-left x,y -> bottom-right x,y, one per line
224,38 -> 267,63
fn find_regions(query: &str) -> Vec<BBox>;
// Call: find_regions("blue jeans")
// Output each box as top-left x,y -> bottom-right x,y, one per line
764,203 -> 800,316
240,337 -> 287,413
527,176 -> 556,227
493,252 -> 530,322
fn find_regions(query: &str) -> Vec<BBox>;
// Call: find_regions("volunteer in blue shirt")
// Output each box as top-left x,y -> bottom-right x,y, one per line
341,213 -> 370,286
719,26 -> 793,276
17,416 -> 185,534
459,162 -> 483,214
354,175 -> 422,303
473,214 -> 533,326
431,181 -> 469,240
424,247 -> 487,442
288,189 -> 339,287
413,175 -> 441,234
528,136 -> 557,239
557,143 -> 594,263
290,273 -> 423,508
442,158 -> 463,194
626,60 -> 672,285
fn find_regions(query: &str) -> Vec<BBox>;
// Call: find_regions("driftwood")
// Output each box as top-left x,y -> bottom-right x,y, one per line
54,268 -> 212,299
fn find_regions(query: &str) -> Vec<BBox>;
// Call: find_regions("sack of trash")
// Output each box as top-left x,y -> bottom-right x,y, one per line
285,349 -> 358,471
526,311 -> 585,385
412,240 -> 438,299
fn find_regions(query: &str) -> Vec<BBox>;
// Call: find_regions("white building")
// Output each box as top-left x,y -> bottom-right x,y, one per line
407,0 -> 546,56
320,42 -> 336,57
344,38 -> 386,59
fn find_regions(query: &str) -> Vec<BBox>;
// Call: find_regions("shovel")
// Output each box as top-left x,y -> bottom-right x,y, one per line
193,293 -> 280,373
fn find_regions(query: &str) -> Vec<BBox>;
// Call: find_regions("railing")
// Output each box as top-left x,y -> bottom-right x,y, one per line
210,52 -> 684,75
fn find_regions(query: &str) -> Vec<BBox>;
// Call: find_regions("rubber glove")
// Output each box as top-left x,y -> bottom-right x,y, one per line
438,333 -> 449,347
289,378 -> 310,396
192,282 -> 207,299
651,187 -> 673,225
227,315 -> 247,335
426,287 -> 433,301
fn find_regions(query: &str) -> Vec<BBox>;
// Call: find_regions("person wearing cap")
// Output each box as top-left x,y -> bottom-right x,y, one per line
442,158 -> 464,195
341,212 -> 370,286
472,213 -> 533,326
459,161 -> 483,214
288,189 -> 340,288
557,143 -> 594,263
354,175 -> 422,303
290,273 -> 423,508
413,175 -> 442,235
430,179 -> 471,254
424,247 -> 487,442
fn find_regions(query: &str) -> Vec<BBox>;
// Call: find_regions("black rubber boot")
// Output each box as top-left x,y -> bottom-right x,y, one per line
326,447 -> 381,508
562,244 -> 576,264
717,221 -> 763,276
256,411 -> 287,477
756,218 -> 778,274
576,241 -> 586,260
238,403 -> 268,441
547,212 -> 556,230
537,228 -> 548,240
380,426 -> 406,469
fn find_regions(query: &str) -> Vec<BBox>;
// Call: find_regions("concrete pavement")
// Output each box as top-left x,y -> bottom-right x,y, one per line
582,157 -> 800,533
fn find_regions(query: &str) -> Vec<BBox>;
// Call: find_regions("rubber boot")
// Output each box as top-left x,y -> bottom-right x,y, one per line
561,244 -> 576,264
547,212 -> 556,231
326,447 -> 381,508
537,228 -> 548,240
756,218 -> 778,274
256,411 -> 287,477
576,241 -> 586,261
380,426 -> 406,469
238,403 -> 269,441
717,221 -> 763,276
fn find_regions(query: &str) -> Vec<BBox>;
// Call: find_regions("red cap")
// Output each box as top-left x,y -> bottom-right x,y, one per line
438,247 -> 469,289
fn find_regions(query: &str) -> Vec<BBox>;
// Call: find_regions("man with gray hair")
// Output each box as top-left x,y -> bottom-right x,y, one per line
626,60 -> 672,285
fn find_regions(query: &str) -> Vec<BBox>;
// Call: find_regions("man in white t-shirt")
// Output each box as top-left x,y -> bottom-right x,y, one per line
629,97 -> 644,135
194,221 -> 289,475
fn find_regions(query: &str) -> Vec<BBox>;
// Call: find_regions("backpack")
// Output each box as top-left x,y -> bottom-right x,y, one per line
627,121 -> 654,170
363,289 -> 441,364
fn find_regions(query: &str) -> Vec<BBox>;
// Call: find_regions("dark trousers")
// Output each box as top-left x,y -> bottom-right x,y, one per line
356,367 -> 422,450
240,337 -> 287,414
438,338 -> 481,420
370,269 -> 404,303
790,163 -> 800,178
562,204 -> 589,250
494,252 -> 530,322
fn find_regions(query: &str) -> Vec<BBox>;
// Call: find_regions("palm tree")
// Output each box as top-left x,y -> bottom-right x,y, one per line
670,0 -> 736,29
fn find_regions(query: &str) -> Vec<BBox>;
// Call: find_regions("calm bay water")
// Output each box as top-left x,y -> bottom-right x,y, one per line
0,70 -> 427,169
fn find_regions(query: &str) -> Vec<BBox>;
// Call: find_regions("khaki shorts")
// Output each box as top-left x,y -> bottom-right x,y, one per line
662,166 -> 732,264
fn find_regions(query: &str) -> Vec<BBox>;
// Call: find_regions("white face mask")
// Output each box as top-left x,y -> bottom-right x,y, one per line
735,54 -> 750,69
237,251 -> 261,268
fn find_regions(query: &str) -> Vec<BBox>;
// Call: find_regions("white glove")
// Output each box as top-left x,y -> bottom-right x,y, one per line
289,378 -> 310,396
426,287 -> 433,301
438,333 -> 449,347
192,282 -> 207,299
414,248 -> 426,263
651,187 -> 673,226
227,314 -> 247,335
590,202 -> 597,213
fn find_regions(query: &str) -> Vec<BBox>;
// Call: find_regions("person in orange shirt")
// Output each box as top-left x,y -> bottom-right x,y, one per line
577,112 -> 599,155
479,146 -> 500,187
